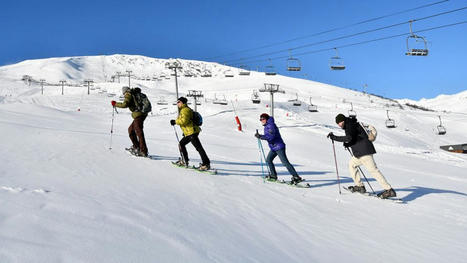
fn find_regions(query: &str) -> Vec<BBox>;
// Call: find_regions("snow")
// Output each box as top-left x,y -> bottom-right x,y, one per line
1,55 -> 467,262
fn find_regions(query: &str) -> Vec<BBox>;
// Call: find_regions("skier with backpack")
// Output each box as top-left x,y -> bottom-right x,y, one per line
255,113 -> 303,184
170,97 -> 211,171
327,113 -> 396,199
111,86 -> 151,157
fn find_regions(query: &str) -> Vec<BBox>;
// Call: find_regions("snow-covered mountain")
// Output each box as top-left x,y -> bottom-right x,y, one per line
1,55 -> 466,262
398,90 -> 467,114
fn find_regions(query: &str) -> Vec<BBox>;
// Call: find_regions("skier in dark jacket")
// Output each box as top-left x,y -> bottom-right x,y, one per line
255,113 -> 303,184
111,86 -> 149,157
327,113 -> 396,198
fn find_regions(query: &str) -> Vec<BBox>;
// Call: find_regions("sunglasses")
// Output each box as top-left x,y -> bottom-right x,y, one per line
260,118 -> 266,120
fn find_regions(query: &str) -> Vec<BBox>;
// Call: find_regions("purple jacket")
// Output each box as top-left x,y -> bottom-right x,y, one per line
261,117 -> 285,151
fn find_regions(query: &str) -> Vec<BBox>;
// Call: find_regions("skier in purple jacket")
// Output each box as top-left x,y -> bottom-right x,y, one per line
255,113 -> 303,184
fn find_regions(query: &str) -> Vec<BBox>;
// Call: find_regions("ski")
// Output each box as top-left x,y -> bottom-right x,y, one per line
343,186 -> 405,203
171,161 -> 218,175
265,178 -> 311,188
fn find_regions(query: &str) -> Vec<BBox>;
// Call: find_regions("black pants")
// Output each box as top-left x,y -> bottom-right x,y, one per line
179,133 -> 210,165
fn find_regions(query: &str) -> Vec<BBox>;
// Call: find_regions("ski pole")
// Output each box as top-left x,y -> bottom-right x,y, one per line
172,125 -> 186,165
331,139 -> 342,194
257,136 -> 266,182
109,106 -> 116,150
257,131 -> 271,177
346,148 -> 375,194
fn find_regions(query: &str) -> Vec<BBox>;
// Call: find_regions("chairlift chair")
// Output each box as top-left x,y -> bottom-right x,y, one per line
348,102 -> 357,117
224,70 -> 234,78
406,21 -> 429,56
330,48 -> 346,70
385,110 -> 396,128
265,59 -> 277,75
251,90 -> 261,104
436,115 -> 446,135
201,71 -> 212,77
287,51 -> 301,71
289,93 -> 301,106
308,97 -> 318,112
157,96 -> 168,105
239,65 -> 251,76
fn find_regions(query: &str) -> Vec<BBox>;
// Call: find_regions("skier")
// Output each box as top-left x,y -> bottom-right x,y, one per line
170,97 -> 211,170
327,113 -> 396,198
255,113 -> 303,184
111,86 -> 149,157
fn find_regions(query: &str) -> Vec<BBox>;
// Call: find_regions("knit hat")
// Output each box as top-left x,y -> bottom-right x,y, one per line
177,97 -> 188,104
335,113 -> 346,124
122,86 -> 130,94
260,113 -> 270,120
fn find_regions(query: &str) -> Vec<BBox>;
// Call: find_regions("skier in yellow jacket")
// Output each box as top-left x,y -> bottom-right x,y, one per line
170,97 -> 210,170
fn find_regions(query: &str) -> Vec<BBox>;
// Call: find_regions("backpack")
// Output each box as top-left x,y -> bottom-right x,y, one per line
192,111 -> 203,126
359,122 -> 377,142
131,88 -> 152,113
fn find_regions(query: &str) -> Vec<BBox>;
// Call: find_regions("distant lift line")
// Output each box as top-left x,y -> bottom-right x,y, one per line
203,0 -> 449,61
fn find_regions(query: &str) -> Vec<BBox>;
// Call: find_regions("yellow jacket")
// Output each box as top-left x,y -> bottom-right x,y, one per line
176,104 -> 200,136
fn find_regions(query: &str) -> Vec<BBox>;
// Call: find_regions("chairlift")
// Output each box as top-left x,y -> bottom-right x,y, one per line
308,97 -> 318,112
224,70 -> 234,78
330,48 -> 346,70
157,96 -> 168,105
348,102 -> 357,117
406,21 -> 429,56
436,115 -> 446,135
251,90 -> 261,104
289,93 -> 301,106
385,110 -> 396,128
239,65 -> 251,76
287,50 -> 301,71
265,59 -> 276,76
213,94 -> 228,105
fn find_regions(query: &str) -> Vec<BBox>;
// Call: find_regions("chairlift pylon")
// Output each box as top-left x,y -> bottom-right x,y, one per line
287,50 -> 301,71
406,21 -> 429,56
436,115 -> 446,135
330,48 -> 346,70
385,110 -> 396,128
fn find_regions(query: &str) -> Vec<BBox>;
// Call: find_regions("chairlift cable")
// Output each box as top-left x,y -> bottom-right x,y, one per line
223,6 -> 467,65
230,20 -> 467,66
202,0 -> 450,61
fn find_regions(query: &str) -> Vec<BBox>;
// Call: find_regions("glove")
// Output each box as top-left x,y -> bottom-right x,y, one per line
327,132 -> 334,139
111,100 -> 116,106
170,120 -> 176,126
254,132 -> 261,139
344,142 -> 350,148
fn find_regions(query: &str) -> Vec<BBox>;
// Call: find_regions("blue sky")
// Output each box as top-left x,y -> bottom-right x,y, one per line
1,0 -> 466,99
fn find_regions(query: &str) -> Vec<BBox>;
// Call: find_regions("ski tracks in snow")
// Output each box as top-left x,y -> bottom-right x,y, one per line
1,186 -> 50,194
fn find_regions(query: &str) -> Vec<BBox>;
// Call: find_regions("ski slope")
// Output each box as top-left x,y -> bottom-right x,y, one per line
1,55 -> 466,263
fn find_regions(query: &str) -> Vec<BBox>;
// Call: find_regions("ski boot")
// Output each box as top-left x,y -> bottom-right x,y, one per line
198,163 -> 211,171
174,158 -> 188,167
290,176 -> 304,185
348,185 -> 366,193
265,175 -> 278,181
377,188 -> 396,199
125,146 -> 139,155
